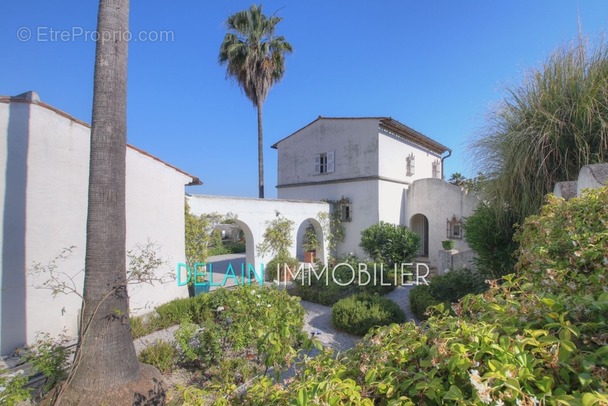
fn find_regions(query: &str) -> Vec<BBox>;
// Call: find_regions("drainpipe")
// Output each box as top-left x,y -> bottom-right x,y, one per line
440,149 -> 452,180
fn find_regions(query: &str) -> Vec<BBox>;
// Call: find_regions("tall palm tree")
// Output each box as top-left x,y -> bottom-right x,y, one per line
219,4 -> 292,198
60,1 -> 164,403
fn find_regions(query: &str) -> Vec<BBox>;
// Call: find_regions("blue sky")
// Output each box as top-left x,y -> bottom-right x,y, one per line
2,1 -> 608,198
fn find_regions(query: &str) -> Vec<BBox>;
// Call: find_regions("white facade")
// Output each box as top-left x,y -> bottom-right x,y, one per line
0,92 -> 200,354
187,194 -> 330,270
274,117 -> 478,265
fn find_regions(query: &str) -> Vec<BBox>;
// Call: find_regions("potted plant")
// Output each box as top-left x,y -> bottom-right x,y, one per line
441,239 -> 456,250
302,223 -> 320,263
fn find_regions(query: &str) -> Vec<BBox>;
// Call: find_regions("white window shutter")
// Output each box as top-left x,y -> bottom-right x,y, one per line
314,154 -> 320,174
327,150 -> 335,173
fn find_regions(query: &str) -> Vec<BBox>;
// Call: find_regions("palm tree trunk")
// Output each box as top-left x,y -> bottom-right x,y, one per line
65,0 -> 139,392
257,102 -> 265,199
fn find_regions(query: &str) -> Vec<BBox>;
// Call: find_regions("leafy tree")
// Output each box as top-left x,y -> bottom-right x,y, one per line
219,4 -> 292,198
60,0 -> 165,403
359,222 -> 420,267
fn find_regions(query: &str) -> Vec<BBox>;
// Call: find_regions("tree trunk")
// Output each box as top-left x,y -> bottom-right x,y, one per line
257,103 -> 265,199
57,1 -> 165,403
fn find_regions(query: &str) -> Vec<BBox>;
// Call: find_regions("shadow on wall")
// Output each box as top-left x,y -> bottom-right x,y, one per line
1,100 -> 29,354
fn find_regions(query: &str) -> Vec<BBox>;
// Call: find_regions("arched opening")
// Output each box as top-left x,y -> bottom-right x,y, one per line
410,213 -> 429,257
207,219 -> 255,290
296,218 -> 324,263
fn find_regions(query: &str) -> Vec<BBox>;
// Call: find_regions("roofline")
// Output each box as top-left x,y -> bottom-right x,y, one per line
271,116 -> 450,154
1,93 -> 202,186
379,117 -> 450,154
271,116 -> 387,149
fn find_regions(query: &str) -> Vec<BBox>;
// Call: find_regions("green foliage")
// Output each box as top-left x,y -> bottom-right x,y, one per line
463,202 -> 519,278
472,37 -> 608,222
359,221 -> 420,267
332,294 -> 406,336
0,334 -> 71,404
256,214 -> 295,258
0,369 -> 30,406
26,333 -> 70,392
244,186 -> 608,404
130,315 -> 153,339
264,254 -> 300,282
428,268 -> 488,304
317,206 -> 345,256
174,285 -> 308,378
175,319 -> 222,366
302,222 -> 320,253
291,254 -> 396,306
409,284 -> 444,320
138,340 -> 178,373
410,269 -> 488,320
219,4 -> 292,198
185,201 -> 234,269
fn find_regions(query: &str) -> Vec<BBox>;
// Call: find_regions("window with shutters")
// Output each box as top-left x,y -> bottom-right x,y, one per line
432,159 -> 441,178
314,150 -> 335,174
406,153 -> 415,176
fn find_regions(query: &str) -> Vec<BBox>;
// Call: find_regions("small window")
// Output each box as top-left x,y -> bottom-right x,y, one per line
338,197 -> 352,222
432,159 -> 441,178
314,150 -> 335,174
340,203 -> 352,222
406,153 -> 415,176
446,215 -> 462,239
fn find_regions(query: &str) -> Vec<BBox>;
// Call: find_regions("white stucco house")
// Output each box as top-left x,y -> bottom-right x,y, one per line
0,92 -> 201,355
273,116 -> 479,267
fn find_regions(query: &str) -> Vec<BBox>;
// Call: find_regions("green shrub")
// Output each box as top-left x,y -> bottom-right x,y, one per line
428,268 -> 488,303
264,254 -> 300,281
409,284 -> 443,320
0,369 -> 30,406
462,202 -> 519,279
331,294 -> 406,336
224,241 -> 246,254
360,221 -> 420,266
174,285 -> 307,374
175,319 -> 222,366
244,186 -> 608,405
130,315 -> 153,339
26,333 -> 70,392
138,340 -> 178,373
154,297 -> 197,328
291,254 -> 396,305
409,269 -> 487,320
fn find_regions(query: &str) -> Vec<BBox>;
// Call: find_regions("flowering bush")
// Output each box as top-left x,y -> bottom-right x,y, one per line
171,284 -> 314,402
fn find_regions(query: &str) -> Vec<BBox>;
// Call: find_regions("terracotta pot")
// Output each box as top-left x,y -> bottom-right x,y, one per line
304,250 -> 315,263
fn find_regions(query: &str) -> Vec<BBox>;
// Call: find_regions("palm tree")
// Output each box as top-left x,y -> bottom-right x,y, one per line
59,1 -> 164,403
219,4 -> 292,198
448,172 -> 466,186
